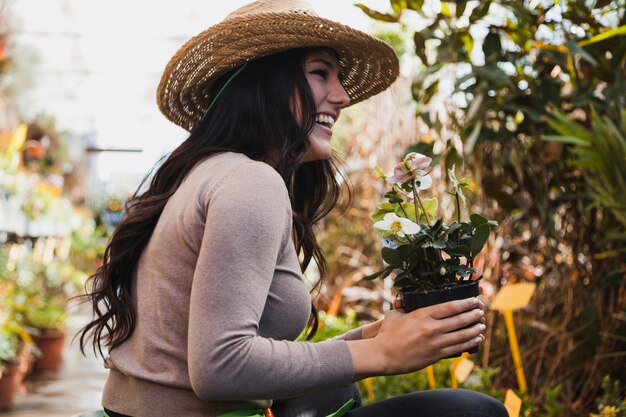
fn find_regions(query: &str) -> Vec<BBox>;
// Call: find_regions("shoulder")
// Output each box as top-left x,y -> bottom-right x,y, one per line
189,153 -> 291,222
192,152 -> 287,198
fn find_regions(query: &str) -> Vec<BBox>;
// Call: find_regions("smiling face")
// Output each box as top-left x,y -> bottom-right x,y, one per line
301,48 -> 351,162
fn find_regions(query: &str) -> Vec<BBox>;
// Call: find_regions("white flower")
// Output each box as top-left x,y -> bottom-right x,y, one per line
373,213 -> 420,238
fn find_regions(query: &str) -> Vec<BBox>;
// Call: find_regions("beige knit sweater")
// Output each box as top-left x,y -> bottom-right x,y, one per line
101,152 -> 359,417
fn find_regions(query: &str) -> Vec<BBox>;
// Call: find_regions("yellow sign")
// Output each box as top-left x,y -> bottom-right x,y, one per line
504,389 -> 522,417
491,283 -> 536,311
452,357 -> 475,384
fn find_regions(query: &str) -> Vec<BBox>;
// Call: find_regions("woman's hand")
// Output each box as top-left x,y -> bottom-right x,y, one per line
347,297 -> 486,380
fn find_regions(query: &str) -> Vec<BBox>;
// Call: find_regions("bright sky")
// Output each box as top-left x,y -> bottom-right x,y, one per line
9,0 -> 392,189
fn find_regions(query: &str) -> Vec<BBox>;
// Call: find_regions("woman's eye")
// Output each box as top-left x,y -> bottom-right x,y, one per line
310,69 -> 328,79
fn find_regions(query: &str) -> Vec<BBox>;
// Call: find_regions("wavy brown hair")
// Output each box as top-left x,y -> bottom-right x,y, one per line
78,48 -> 344,358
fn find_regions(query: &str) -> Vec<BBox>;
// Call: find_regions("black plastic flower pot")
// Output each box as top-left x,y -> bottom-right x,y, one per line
400,280 -> 480,357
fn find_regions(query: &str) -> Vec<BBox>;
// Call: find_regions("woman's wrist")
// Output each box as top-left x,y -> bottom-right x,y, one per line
346,338 -> 389,380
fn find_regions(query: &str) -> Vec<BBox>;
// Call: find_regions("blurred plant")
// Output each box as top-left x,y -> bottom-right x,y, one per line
2,241 -> 87,332
589,376 -> 626,417
68,212 -> 107,275
305,310 -> 360,342
544,106 -> 626,234
0,323 -> 20,369
363,361 -> 504,405
0,312 -> 31,370
359,0 -> 626,413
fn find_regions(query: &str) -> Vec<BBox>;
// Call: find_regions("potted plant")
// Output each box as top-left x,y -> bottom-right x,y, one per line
6,249 -> 81,372
24,299 -> 67,372
0,318 -> 31,410
365,152 -> 497,354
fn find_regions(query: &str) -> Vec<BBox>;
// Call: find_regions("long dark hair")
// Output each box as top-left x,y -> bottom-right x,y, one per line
78,48 -> 342,358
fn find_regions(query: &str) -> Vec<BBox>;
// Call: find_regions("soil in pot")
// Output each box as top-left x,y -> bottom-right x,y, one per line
33,330 -> 66,372
400,280 -> 480,357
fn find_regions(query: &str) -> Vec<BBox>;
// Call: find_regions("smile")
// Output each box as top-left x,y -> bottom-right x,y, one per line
315,113 -> 336,128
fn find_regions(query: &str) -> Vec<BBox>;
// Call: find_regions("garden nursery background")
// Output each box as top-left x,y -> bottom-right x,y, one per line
0,0 -> 624,416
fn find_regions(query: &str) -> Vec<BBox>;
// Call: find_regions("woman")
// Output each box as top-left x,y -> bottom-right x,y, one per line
79,1 -> 508,416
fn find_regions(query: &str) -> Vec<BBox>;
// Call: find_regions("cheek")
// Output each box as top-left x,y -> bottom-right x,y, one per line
306,76 -> 324,107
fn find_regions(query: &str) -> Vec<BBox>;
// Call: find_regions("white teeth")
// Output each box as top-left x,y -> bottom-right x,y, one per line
315,114 -> 336,127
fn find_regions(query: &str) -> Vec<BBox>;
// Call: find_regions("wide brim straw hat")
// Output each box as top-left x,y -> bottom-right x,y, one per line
157,0 -> 400,132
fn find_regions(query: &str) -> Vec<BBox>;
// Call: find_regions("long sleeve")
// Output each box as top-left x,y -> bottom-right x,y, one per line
187,159 -> 355,401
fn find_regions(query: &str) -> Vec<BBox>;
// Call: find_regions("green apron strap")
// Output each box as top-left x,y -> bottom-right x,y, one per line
325,398 -> 355,417
218,407 -> 266,417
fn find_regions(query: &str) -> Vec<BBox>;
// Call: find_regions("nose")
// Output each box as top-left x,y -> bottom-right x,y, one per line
330,78 -> 351,108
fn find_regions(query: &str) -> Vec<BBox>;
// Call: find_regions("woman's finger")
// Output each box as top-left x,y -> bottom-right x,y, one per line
435,322 -> 486,350
437,308 -> 485,333
438,333 -> 484,359
426,297 -> 479,320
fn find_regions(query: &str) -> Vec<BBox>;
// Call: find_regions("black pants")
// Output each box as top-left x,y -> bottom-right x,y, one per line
106,385 -> 508,417
272,384 -> 508,417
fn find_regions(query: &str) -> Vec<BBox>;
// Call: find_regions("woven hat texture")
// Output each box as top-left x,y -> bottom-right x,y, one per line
157,0 -> 400,131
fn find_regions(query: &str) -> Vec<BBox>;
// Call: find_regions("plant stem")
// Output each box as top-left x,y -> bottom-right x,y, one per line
412,180 -> 432,227
396,204 -> 416,244
455,191 -> 461,223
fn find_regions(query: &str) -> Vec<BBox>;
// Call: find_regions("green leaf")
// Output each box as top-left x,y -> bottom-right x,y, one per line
542,134 -> 591,147
565,40 -> 598,66
431,239 -> 447,249
397,244 -> 416,260
363,267 -> 393,280
390,0 -> 406,17
471,223 -> 491,256
385,191 -> 404,204
469,1 -> 491,23
445,245 -> 471,257
399,203 -> 417,222
483,31 -> 502,62
456,0 -> 468,17
446,222 -> 462,235
419,197 -> 439,222
355,3 -> 401,22
578,24 -> 626,46
371,208 -> 392,222
406,0 -> 424,12
382,247 -> 404,267
594,0 -> 612,7
421,80 -> 440,105
470,213 -> 488,226
414,32 -> 428,64
394,273 -> 416,290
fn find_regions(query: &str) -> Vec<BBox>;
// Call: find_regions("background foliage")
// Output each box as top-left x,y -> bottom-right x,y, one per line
316,1 -> 625,415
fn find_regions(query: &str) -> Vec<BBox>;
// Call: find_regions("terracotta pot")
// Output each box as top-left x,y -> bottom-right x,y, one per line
0,363 -> 20,410
401,280 -> 480,357
33,330 -> 66,372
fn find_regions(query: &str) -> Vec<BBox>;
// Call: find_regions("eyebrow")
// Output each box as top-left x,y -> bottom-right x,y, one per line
308,58 -> 338,72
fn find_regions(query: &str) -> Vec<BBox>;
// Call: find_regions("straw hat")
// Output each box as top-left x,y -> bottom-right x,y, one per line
157,0 -> 400,131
